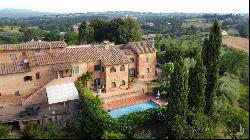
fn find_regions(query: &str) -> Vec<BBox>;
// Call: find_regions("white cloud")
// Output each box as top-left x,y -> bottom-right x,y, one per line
0,0 -> 249,13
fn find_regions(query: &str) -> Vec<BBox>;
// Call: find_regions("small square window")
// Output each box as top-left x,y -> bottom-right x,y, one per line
24,76 -> 32,81
74,66 -> 80,74
15,91 -> 20,96
35,49 -> 41,54
10,53 -> 17,60
36,72 -> 41,79
94,64 -> 100,71
130,58 -> 135,63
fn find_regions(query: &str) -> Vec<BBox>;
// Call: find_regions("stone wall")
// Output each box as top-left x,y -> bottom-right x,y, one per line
0,65 -> 56,97
105,64 -> 129,92
137,52 -> 156,79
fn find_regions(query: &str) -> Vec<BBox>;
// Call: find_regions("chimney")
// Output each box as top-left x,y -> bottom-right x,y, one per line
103,40 -> 110,49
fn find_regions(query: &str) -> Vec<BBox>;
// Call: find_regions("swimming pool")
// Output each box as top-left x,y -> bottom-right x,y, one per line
108,100 -> 159,118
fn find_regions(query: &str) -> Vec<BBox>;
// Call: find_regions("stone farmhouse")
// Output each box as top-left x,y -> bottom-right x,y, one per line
0,40 -> 157,105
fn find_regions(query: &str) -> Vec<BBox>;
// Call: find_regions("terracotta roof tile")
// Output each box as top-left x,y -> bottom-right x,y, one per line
0,61 -> 30,75
122,41 -> 156,54
53,63 -> 72,71
99,46 -> 130,66
0,41 -> 67,51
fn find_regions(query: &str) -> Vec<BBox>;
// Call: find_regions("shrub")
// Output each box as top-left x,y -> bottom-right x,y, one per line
0,124 -> 10,139
22,122 -> 60,139
101,131 -> 125,139
133,131 -> 154,139
217,73 -> 241,105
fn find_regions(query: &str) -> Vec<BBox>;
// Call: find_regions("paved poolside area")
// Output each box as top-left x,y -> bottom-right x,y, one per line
103,94 -> 166,111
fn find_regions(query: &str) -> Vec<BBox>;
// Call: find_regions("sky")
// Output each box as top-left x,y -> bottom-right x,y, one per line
0,0 -> 249,13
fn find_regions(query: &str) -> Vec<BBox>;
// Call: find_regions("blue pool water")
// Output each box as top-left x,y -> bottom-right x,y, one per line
108,100 -> 159,118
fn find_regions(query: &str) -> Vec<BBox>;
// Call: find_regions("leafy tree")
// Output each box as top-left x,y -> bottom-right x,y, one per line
160,62 -> 174,98
164,47 -> 183,64
45,30 -> 61,41
21,28 -> 45,41
188,55 -> 206,111
9,35 -> 19,44
219,47 -> 249,85
109,17 -> 141,44
101,131 -> 125,139
202,20 -> 222,115
78,21 -> 94,44
65,31 -> 79,45
217,73 -> 241,106
237,23 -> 249,38
169,115 -> 189,139
186,109 -> 215,139
90,18 -> 109,43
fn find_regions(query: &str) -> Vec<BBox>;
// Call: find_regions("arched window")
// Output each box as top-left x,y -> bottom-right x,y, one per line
120,80 -> 126,86
110,66 -> 116,73
120,65 -> 125,71
111,82 -> 116,88
146,68 -> 150,73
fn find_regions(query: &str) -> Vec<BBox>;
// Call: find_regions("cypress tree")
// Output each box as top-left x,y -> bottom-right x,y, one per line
166,51 -> 189,138
202,20 -> 222,115
167,53 -> 189,121
188,54 -> 206,111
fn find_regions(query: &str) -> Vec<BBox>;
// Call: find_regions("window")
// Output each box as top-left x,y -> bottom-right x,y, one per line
48,117 -> 53,122
120,65 -> 125,71
120,80 -> 125,86
10,53 -> 17,60
94,64 -> 101,71
35,49 -> 41,54
15,91 -> 20,96
74,66 -> 80,74
94,78 -> 101,87
146,57 -> 149,63
129,68 -> 135,77
24,76 -> 32,81
36,72 -> 41,79
111,82 -> 116,88
146,68 -> 150,73
101,66 -> 104,72
110,66 -> 116,73
130,58 -> 135,63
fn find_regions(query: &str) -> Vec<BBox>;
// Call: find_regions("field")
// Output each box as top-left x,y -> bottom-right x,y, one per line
222,36 -> 249,53
182,19 -> 213,28
0,26 -> 20,33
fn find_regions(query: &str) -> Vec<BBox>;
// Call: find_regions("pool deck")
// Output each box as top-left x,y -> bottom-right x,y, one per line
103,95 -> 166,111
